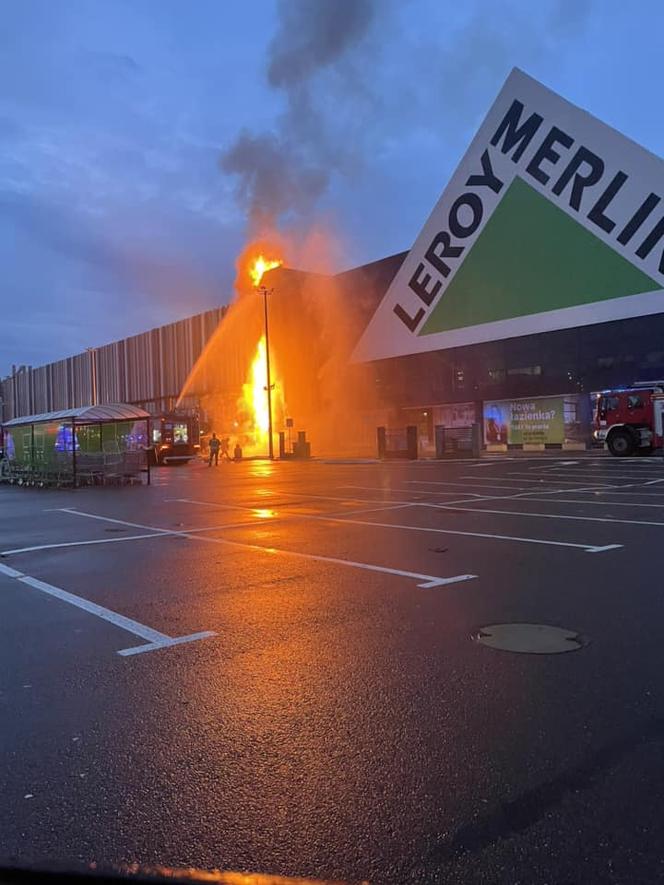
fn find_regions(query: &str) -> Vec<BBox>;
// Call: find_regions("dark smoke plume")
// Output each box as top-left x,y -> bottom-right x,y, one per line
220,0 -> 377,234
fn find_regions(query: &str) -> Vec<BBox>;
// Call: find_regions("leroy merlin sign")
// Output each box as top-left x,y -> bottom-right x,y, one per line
353,68 -> 664,362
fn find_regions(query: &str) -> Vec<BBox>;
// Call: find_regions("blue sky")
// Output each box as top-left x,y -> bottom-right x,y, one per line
1,0 -> 663,371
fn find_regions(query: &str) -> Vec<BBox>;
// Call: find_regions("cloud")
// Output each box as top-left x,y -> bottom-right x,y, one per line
0,2 -> 262,369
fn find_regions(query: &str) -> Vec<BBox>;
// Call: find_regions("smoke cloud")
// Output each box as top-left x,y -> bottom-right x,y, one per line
220,0 -> 378,235
221,0 -> 596,241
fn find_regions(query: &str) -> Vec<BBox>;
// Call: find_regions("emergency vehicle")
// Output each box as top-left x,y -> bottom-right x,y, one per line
593,381 -> 664,456
149,413 -> 200,465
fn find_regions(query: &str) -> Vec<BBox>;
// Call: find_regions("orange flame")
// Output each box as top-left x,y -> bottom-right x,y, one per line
247,336 -> 270,435
238,334 -> 286,456
249,255 -> 283,288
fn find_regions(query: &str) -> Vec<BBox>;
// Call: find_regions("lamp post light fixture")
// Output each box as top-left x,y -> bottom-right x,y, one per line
260,285 -> 275,460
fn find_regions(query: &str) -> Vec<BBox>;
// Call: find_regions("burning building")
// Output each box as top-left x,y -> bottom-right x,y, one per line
3,70 -> 664,455
176,250 -> 393,457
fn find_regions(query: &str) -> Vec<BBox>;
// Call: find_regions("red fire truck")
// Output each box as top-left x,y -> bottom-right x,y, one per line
149,413 -> 200,466
593,381 -> 664,456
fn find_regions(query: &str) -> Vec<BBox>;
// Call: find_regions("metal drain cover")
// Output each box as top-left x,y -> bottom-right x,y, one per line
474,623 -> 586,654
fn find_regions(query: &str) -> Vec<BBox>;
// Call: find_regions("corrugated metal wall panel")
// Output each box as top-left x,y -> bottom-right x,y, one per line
50,359 -> 71,411
72,352 -> 93,407
2,306 -> 226,421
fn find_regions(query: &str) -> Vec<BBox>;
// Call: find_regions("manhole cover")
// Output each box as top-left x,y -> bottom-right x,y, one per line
474,623 -> 587,654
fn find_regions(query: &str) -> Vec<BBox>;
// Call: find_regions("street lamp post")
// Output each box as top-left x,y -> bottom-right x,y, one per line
261,285 -> 275,460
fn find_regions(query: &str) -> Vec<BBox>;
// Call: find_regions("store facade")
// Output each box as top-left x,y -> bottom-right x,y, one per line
344,68 -> 664,449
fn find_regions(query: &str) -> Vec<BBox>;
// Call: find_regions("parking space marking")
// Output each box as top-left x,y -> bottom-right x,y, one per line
464,474 -> 615,487
62,508 -> 476,590
530,468 -> 663,478
174,494 -> 420,521
414,501 -> 664,529
345,483 -> 493,497
319,515 -> 621,553
531,462 -> 579,468
353,480 -> 538,492
173,496 -> 622,553
415,486 -> 664,507
172,490 -> 437,508
406,477 -> 613,493
540,486 -> 664,496
61,509 -> 174,534
326,503 -> 416,518
506,470 -> 655,482
0,562 -> 216,657
515,496 -> 664,509
502,472 -> 664,490
1,532 -> 170,556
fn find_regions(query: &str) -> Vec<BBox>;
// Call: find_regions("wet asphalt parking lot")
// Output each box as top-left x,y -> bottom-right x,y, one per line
2,452 -> 664,884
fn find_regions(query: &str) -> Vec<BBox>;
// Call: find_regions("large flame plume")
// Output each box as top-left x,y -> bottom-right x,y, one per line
177,228 -> 384,458
249,255 -> 283,288
234,252 -> 286,456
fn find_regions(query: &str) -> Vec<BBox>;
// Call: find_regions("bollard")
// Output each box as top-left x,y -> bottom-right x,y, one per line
472,422 -> 482,458
406,425 -> 418,460
292,431 -> 312,459
435,425 -> 445,458
377,426 -> 387,459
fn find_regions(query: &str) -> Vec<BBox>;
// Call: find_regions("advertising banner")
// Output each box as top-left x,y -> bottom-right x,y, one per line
484,396 -> 574,445
436,402 -> 477,428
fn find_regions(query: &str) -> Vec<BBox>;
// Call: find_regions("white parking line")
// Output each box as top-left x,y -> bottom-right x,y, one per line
516,496 -> 664,509
540,486 -> 664,496
175,496 -> 621,553
62,508 -> 476,590
465,474 -> 614,487
170,490 -> 438,508
327,503 -> 416,518
171,495 -> 425,519
414,502 -> 664,529
346,483 -> 497,496
419,485 -> 664,506
507,470 -> 663,483
505,472 -> 664,490
530,461 -> 579,468
530,468 -> 664,478
320,515 -> 621,553
409,477 -> 621,495
352,480 -> 536,492
0,562 -> 216,657
0,516 -> 286,557
1,532 -> 170,556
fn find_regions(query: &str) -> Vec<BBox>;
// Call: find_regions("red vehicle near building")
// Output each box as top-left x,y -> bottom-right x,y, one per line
593,382 -> 664,456
149,413 -> 200,466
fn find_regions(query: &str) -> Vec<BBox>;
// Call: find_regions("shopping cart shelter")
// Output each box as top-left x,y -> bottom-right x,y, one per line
1,403 -> 150,487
